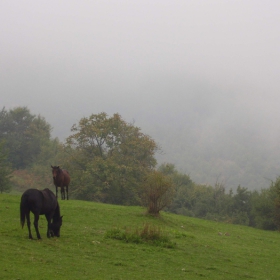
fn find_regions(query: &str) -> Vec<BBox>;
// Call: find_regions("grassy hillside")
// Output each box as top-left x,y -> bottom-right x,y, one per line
1,193 -> 280,280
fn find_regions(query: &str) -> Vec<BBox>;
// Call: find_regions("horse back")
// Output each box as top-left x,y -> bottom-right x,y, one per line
63,170 -> 70,185
21,188 -> 57,214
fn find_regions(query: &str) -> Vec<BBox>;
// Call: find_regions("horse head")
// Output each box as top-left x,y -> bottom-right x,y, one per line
49,216 -> 63,237
51,165 -> 61,181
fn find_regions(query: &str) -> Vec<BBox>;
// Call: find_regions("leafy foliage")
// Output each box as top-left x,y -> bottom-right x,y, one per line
65,112 -> 158,204
0,107 -> 52,169
250,188 -> 276,230
163,164 -> 280,230
0,140 -> 12,193
272,177 -> 280,229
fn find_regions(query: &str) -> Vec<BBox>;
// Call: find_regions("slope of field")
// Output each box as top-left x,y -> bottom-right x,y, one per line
1,193 -> 280,280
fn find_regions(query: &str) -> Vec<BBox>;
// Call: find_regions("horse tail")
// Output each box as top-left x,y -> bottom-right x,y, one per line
20,200 -> 25,228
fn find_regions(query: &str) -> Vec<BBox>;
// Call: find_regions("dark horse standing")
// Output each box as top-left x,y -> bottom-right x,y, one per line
51,165 -> 70,200
20,188 -> 63,239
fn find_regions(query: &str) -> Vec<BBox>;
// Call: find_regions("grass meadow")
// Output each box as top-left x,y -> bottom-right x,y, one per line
1,192 -> 280,279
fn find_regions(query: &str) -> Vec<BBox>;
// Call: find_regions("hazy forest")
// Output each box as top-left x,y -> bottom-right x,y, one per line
1,106 -> 280,231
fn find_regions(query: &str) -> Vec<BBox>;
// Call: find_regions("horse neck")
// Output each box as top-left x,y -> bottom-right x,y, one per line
53,203 -> 61,221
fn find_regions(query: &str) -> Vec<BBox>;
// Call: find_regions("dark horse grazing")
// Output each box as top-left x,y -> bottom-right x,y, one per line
20,188 -> 63,239
51,165 -> 70,200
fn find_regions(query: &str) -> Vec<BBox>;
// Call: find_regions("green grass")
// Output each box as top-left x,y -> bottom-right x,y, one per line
1,193 -> 280,279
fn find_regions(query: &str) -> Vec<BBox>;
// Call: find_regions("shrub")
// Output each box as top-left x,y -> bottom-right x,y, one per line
105,223 -> 175,248
141,171 -> 175,216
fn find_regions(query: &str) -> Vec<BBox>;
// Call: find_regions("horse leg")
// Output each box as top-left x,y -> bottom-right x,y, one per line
26,211 -> 33,239
61,187 -> 65,200
66,185 -> 68,200
55,186 -> 58,198
33,213 -> 41,239
45,214 -> 52,238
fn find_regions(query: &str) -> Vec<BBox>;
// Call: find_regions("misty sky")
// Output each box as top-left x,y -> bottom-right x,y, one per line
2,1 -> 280,187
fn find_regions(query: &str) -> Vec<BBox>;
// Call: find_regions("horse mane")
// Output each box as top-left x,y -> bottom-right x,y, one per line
41,188 -> 52,200
53,203 -> 61,223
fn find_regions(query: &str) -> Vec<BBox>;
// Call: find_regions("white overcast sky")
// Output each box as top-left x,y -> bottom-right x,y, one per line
1,0 -> 280,140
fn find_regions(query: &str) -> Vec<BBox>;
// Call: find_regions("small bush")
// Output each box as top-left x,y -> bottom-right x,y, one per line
141,171 -> 175,216
105,223 -> 175,248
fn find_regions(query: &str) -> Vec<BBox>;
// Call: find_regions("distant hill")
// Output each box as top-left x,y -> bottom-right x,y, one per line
147,122 -> 280,190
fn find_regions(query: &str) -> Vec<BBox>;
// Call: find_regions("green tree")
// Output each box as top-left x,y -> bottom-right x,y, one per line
158,163 -> 195,215
230,186 -> 252,225
0,140 -> 12,193
250,188 -> 276,230
65,112 -> 158,204
271,177 -> 280,229
0,107 -> 52,169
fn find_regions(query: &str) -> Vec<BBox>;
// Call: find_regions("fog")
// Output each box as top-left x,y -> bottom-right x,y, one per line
1,1 -> 280,189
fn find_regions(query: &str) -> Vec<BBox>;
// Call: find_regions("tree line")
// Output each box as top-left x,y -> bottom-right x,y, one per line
1,106 -> 280,230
